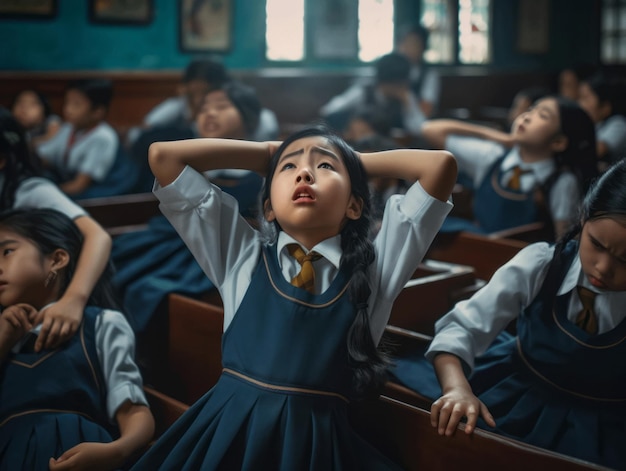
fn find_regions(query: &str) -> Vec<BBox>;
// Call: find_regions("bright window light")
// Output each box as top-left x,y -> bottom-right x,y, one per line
358,0 -> 394,62
266,0 -> 305,61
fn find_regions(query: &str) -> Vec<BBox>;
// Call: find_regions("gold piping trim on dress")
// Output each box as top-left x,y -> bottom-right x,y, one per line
0,408 -> 95,428
552,309 -> 626,349
11,351 -> 57,368
516,338 -> 626,402
262,250 -> 349,308
490,167 -> 530,201
223,368 -> 349,403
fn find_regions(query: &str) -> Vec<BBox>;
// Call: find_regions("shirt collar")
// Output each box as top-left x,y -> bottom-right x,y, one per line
557,253 -> 605,296
276,232 -> 343,270
501,147 -> 556,183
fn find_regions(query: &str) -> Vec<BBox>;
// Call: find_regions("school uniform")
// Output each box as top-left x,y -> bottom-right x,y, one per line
0,307 -> 147,470
391,241 -> 626,469
131,165 -> 451,470
441,135 -> 579,234
37,122 -> 118,183
408,63 -> 440,110
597,114 -> 626,163
319,77 -> 427,137
3,175 -> 86,219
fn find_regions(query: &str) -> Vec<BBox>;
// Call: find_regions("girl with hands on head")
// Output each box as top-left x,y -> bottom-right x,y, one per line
0,208 -> 153,471
132,124 -> 456,470
0,107 -> 112,354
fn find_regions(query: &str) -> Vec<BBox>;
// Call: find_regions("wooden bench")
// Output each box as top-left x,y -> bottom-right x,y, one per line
389,260 -> 482,337
426,231 -> 529,281
78,192 -> 161,236
349,395 -> 611,471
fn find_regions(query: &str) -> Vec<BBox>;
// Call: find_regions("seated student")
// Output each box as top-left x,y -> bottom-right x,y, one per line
11,89 -> 62,148
421,95 -> 598,240
395,23 -> 441,121
556,64 -> 595,101
343,104 -> 394,147
0,208 -> 154,470
320,52 -> 427,141
131,58 -> 279,145
390,159 -> 626,470
577,72 -> 626,167
0,106 -> 112,353
112,81 -> 265,339
36,78 -> 136,199
506,86 -> 550,131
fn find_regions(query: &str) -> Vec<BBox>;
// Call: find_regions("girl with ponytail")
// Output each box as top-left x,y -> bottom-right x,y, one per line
132,124 -> 456,470
392,158 -> 626,470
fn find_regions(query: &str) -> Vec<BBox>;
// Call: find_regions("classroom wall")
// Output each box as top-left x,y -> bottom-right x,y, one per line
0,0 -> 601,72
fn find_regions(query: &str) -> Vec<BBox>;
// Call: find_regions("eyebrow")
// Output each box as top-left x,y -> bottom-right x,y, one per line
277,146 -> 340,165
589,234 -> 626,262
0,240 -> 17,248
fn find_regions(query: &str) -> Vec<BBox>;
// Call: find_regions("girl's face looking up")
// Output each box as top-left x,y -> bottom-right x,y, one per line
0,228 -> 56,309
266,136 -> 362,248
511,98 -> 566,153
196,90 -> 244,139
578,216 -> 626,292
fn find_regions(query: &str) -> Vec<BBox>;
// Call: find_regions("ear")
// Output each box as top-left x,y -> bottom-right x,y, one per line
263,199 -> 276,222
48,248 -> 70,272
550,134 -> 568,153
345,195 -> 363,221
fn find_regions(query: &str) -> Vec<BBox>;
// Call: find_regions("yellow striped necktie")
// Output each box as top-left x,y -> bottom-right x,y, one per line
575,286 -> 598,334
287,244 -> 322,293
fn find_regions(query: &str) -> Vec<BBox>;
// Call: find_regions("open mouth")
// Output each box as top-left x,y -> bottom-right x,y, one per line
292,186 -> 315,202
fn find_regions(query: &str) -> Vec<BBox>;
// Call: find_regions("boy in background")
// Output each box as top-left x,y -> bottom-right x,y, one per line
36,78 -> 119,197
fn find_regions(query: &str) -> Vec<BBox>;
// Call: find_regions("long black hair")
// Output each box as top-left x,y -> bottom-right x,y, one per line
0,106 -> 42,209
260,124 -> 389,396
552,96 -> 599,194
0,208 -> 120,311
544,158 -> 626,293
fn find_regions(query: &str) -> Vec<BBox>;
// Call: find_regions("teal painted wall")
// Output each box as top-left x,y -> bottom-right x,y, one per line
0,0 -> 600,72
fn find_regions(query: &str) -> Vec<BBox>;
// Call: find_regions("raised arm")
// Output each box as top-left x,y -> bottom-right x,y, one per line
34,216 -> 112,351
359,148 -> 457,202
421,119 -> 514,150
148,138 -> 276,187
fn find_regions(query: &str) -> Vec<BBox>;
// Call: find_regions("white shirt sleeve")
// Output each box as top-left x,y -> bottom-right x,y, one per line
368,181 -> 453,343
14,177 -> 87,220
144,97 -> 188,127
445,135 -> 506,188
154,166 -> 261,330
319,82 -> 368,116
72,125 -> 118,181
548,171 -> 580,224
403,92 -> 427,136
36,123 -> 71,165
95,310 -> 148,421
597,115 -> 626,159
425,242 -> 553,373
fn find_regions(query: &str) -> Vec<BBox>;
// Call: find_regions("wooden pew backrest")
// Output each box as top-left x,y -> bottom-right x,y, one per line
78,192 -> 160,236
350,396 -> 611,471
427,231 -> 528,281
167,293 -> 224,405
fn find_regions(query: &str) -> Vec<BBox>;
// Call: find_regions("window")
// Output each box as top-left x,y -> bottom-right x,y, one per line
601,0 -> 626,63
421,0 -> 492,64
265,0 -> 393,62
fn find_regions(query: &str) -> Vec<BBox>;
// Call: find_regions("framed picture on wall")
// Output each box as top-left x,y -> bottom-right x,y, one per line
89,0 -> 153,25
179,0 -> 232,52
0,0 -> 57,19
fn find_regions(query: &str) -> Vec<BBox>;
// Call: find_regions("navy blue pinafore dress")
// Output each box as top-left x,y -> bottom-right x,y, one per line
132,246 -> 402,470
0,307 -> 113,471
440,156 -> 547,234
390,242 -> 626,469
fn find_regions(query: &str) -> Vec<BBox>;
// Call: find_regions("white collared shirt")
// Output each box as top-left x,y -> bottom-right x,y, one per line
154,165 -> 452,344
445,136 -> 579,223
426,242 -> 626,373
